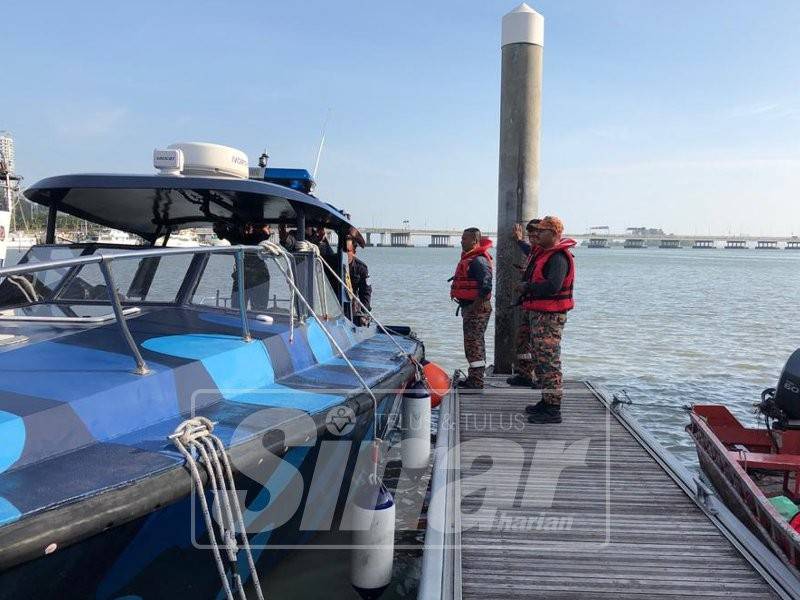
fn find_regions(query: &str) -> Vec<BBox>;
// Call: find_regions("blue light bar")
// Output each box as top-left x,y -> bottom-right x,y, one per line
263,168 -> 315,193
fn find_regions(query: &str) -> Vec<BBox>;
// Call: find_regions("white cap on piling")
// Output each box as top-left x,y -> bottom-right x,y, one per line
502,3 -> 544,47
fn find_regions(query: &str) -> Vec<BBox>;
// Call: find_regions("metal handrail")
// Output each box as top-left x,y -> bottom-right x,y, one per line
0,245 -> 291,375
0,245 -> 261,277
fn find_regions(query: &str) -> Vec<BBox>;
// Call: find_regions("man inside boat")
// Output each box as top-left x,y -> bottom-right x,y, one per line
344,235 -> 372,326
310,225 -> 335,257
450,227 -> 493,390
213,221 -> 271,310
507,218 -> 542,389
277,223 -> 335,257
515,216 -> 576,424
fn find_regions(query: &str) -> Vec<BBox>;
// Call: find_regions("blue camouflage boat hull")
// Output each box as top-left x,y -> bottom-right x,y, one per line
0,305 -> 423,599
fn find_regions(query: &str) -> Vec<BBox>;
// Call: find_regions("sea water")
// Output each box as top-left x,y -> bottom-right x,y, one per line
363,245 -> 800,464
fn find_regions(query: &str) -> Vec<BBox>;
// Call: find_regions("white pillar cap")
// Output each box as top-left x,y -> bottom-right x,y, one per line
502,3 -> 544,47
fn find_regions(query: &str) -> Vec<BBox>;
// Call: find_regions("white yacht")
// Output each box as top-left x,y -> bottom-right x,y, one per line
88,228 -> 141,245
155,230 -> 201,247
7,232 -> 38,251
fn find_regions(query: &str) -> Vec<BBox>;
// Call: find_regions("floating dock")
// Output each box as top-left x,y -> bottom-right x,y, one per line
419,377 -> 800,599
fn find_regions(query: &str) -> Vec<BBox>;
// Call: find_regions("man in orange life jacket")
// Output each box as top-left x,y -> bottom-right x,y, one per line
450,228 -> 493,389
507,219 -> 542,388
515,216 -> 576,424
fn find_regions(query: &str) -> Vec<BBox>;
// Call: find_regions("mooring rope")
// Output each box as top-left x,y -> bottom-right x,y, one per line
611,389 -> 692,413
258,240 -> 383,479
306,241 -> 424,373
254,243 -> 297,343
170,417 -> 265,600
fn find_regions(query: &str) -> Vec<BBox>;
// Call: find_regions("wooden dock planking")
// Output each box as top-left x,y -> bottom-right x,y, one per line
451,377 -> 781,599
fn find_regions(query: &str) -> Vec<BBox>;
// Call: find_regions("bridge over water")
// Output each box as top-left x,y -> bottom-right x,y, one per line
358,228 -> 800,249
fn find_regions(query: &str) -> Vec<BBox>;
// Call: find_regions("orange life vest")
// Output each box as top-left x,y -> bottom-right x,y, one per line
450,238 -> 494,302
522,238 -> 576,312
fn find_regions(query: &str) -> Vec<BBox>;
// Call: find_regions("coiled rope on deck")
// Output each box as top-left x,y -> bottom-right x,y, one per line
170,417 -> 265,600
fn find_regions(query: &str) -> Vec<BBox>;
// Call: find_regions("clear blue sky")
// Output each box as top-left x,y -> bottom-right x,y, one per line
3,1 -> 799,235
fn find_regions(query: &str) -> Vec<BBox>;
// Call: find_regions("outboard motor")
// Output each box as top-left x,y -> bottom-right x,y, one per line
758,349 -> 800,428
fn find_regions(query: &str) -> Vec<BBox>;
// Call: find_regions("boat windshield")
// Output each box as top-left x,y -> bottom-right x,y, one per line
0,245 -> 308,320
190,251 -> 295,316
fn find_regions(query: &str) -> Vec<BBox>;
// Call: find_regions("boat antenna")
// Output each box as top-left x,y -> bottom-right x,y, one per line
312,108 -> 332,180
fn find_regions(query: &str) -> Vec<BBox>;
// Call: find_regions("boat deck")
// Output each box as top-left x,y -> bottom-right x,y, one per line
420,377 -> 800,599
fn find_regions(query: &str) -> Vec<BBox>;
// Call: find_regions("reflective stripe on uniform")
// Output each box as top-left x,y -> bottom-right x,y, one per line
468,360 -> 486,368
516,353 -> 533,360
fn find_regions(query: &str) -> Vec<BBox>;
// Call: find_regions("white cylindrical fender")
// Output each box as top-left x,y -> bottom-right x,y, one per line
351,483 -> 395,599
402,381 -> 432,471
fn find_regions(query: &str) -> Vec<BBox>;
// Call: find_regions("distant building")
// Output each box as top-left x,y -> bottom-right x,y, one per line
626,227 -> 665,236
0,132 -> 15,174
0,132 -> 28,223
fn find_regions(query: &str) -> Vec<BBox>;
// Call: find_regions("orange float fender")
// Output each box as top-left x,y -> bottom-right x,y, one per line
422,360 -> 450,408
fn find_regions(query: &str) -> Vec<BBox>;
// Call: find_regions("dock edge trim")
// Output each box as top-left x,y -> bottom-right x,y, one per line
585,380 -> 800,600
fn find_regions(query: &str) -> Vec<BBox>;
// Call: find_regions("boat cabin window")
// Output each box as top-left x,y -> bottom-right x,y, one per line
19,245 -> 85,291
293,253 -> 344,321
191,252 -> 295,317
0,246 -> 85,306
0,244 -> 347,323
56,253 -> 193,303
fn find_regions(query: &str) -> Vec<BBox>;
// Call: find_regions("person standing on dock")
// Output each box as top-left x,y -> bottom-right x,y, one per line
450,228 -> 494,389
516,216 -> 576,423
507,219 -> 542,388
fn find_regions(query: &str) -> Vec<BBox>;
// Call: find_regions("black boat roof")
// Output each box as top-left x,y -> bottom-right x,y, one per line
24,173 -> 354,242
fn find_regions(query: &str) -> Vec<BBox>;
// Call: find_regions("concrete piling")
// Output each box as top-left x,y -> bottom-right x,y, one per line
494,3 -> 544,373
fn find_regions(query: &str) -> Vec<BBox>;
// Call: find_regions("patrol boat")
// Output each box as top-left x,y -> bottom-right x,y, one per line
0,143 -> 427,599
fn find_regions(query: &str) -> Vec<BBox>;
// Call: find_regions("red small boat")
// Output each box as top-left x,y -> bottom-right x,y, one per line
687,349 -> 800,572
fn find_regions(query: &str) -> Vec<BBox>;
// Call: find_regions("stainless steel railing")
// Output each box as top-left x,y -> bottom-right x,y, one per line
0,245 -> 291,375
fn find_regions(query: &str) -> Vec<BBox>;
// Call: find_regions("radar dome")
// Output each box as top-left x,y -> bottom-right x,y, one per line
165,142 -> 249,179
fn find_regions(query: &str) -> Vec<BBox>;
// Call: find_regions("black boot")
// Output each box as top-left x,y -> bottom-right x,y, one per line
457,379 -> 484,390
506,374 -> 534,387
525,399 -> 546,414
527,404 -> 562,424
